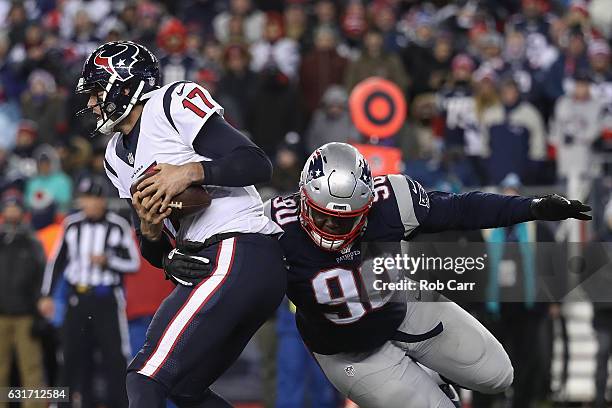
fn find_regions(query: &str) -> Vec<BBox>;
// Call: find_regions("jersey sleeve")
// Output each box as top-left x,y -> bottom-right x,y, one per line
167,81 -> 224,146
386,174 -> 430,237
104,139 -> 130,199
376,174 -> 534,237
368,174 -> 430,240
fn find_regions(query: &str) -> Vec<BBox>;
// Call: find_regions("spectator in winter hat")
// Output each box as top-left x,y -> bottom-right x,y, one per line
544,26 -> 590,103
314,0 -> 337,27
250,12 -> 300,81
213,0 -> 265,44
451,53 -> 475,84
220,44 -> 257,130
24,145 -> 73,213
478,32 -> 504,67
305,85 -> 360,153
481,76 -> 546,184
299,26 -> 347,120
344,29 -> 408,91
587,40 -> 612,108
157,18 -> 201,85
20,70 -> 67,145
0,187 -> 47,403
473,66 -> 499,121
370,2 -> 404,53
12,121 -> 39,162
284,1 -> 308,48
341,0 -> 367,49
550,70 -> 605,180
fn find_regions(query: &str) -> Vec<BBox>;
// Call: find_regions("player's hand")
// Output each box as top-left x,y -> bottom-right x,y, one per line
530,194 -> 592,221
37,297 -> 55,319
132,190 -> 171,241
137,163 -> 204,212
163,249 -> 212,286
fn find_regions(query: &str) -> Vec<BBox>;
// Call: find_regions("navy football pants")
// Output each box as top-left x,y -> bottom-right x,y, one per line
127,234 -> 287,407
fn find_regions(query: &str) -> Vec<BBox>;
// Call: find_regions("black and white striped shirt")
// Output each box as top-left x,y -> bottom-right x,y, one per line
41,211 -> 140,296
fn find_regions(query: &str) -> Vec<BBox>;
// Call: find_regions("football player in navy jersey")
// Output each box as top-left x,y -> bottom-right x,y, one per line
76,41 -> 287,408
170,142 -> 591,407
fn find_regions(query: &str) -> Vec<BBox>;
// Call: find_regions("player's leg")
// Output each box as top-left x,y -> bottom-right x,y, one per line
128,234 -> 286,407
127,278 -> 194,405
127,372 -> 168,408
167,234 -> 286,405
313,341 -> 456,408
395,298 -> 513,394
126,286 -> 234,408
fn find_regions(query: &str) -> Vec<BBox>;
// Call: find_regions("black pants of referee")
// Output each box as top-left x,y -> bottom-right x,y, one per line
62,286 -> 129,408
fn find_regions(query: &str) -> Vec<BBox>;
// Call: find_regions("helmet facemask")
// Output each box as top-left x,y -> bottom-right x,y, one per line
76,75 -> 145,136
300,188 -> 371,251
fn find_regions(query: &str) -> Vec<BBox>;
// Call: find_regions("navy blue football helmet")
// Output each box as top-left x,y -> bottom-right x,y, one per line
76,41 -> 160,135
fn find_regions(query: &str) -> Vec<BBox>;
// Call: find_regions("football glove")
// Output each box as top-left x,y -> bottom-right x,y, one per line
530,194 -> 592,221
162,248 -> 212,286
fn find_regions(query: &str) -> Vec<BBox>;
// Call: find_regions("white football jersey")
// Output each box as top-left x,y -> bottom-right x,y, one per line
104,81 -> 281,242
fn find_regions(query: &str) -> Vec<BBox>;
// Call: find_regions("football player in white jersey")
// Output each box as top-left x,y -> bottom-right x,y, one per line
76,41 -> 287,407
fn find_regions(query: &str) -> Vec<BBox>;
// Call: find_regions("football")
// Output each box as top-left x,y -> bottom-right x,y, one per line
130,168 -> 212,219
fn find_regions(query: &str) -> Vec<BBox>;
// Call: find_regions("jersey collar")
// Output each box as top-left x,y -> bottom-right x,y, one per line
116,117 -> 141,167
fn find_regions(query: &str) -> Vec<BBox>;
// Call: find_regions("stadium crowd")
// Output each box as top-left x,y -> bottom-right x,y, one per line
1,0 -> 612,407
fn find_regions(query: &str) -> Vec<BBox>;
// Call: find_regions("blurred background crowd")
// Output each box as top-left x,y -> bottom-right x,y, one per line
1,0 -> 612,407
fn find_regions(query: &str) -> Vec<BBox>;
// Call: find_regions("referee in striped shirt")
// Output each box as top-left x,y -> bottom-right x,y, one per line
37,175 -> 140,408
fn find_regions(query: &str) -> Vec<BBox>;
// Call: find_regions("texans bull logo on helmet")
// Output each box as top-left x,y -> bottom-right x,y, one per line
93,43 -> 140,81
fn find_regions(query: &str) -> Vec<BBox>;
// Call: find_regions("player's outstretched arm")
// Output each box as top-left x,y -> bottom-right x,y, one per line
420,191 -> 591,233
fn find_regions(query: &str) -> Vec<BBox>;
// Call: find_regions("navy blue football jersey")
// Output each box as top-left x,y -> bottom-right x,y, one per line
267,174 -> 431,354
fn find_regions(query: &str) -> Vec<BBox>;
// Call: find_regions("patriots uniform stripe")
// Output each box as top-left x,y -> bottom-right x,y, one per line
137,237 -> 236,378
387,175 -> 420,235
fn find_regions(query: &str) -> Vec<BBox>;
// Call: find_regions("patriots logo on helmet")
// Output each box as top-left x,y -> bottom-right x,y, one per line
93,43 -> 140,81
306,151 -> 325,182
359,159 -> 372,185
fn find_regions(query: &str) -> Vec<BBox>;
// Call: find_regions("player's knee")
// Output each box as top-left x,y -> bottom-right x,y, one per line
466,335 -> 513,394
476,358 -> 514,394
491,361 -> 513,393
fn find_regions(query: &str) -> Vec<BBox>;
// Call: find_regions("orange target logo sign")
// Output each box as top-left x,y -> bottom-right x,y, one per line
349,77 -> 407,139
